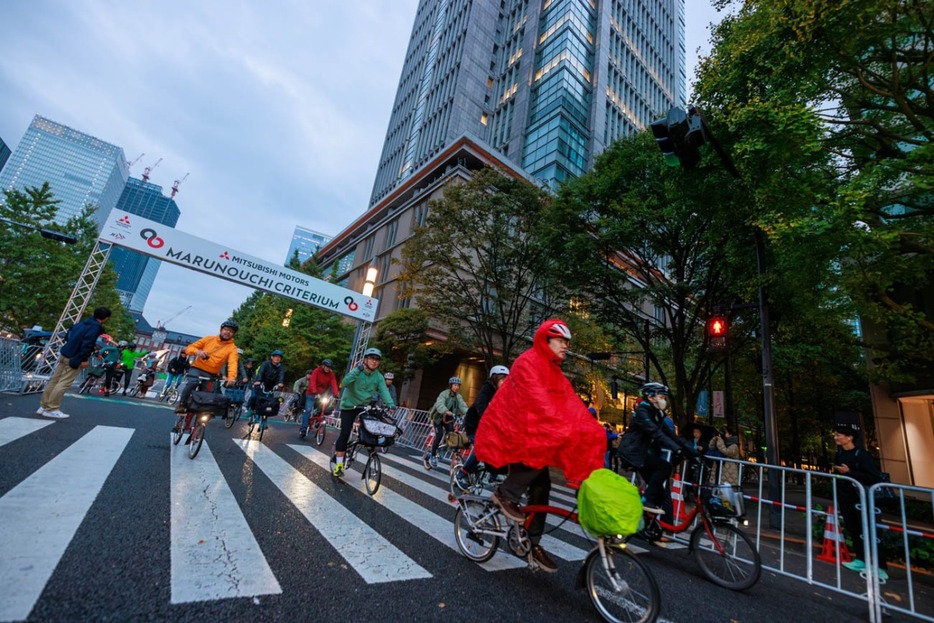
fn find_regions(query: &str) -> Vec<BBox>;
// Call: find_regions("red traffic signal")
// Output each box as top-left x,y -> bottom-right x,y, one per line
706,315 -> 729,352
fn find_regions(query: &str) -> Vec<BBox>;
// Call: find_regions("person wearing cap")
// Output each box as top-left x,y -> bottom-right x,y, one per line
474,319 -> 606,573
832,423 -> 890,582
423,375 -> 469,469
331,348 -> 395,477
245,350 -> 285,425
300,358 -> 339,438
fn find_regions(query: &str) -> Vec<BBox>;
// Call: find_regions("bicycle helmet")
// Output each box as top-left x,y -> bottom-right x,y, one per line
321,358 -> 333,367
118,340 -> 128,348
270,349 -> 284,357
384,372 -> 394,380
640,382 -> 669,398
449,376 -> 462,385
489,365 -> 510,378
544,321 -> 572,340
363,347 -> 382,359
220,319 -> 239,331
237,348 -> 244,355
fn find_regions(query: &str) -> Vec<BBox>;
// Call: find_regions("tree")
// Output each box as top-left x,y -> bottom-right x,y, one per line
696,0 -> 934,384
544,131 -> 755,427
398,167 -> 563,368
230,256 -> 354,384
370,308 -> 451,380
0,184 -> 132,338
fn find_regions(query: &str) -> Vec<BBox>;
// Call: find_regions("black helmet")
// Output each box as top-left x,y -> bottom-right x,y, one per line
220,319 -> 239,331
321,358 -> 333,367
640,382 -> 669,398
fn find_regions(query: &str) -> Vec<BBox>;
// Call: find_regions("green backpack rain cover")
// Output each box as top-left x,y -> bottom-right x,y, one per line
578,468 -> 644,537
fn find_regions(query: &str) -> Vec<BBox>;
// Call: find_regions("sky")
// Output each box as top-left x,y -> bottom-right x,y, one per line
0,0 -> 723,338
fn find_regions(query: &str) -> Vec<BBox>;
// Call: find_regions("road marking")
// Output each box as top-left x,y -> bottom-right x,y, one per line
288,444 -> 528,571
237,440 -> 431,583
170,436 -> 280,604
0,426 -> 133,622
0,416 -> 53,447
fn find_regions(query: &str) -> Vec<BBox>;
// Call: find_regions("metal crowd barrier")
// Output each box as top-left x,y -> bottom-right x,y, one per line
0,336 -> 50,394
687,456 -> 934,623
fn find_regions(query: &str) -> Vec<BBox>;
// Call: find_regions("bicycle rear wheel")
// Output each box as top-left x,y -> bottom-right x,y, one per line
586,545 -> 660,623
363,452 -> 382,495
453,499 -> 501,563
690,521 -> 761,590
173,415 -> 186,445
188,422 -> 205,459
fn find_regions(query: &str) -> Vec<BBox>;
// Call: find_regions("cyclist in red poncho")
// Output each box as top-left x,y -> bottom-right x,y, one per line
475,319 -> 605,573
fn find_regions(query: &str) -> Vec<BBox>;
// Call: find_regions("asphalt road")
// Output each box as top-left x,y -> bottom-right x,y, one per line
0,391 -> 898,623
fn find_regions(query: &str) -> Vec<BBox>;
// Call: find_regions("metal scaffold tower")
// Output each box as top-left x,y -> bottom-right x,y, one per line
31,241 -> 112,382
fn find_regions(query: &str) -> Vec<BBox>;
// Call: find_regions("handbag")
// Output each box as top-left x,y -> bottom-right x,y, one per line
253,394 -> 281,417
445,430 -> 469,449
189,391 -> 231,415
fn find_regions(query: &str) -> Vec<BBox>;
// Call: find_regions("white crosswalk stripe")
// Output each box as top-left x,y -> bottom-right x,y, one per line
0,416 -> 53,447
236,439 -> 432,583
0,426 -> 133,621
170,436 -> 280,603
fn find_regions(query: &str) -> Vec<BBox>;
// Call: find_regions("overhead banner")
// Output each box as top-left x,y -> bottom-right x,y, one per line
98,209 -> 378,321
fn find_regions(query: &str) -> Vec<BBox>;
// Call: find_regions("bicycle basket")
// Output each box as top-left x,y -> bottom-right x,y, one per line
254,394 -> 281,417
700,484 -> 744,518
224,387 -> 245,403
189,391 -> 230,416
359,415 -> 398,447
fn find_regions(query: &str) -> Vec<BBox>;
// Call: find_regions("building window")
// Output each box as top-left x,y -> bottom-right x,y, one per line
481,113 -> 489,126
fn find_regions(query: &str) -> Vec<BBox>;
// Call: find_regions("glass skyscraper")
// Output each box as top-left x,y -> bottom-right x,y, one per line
370,0 -> 686,205
111,177 -> 181,312
0,136 -> 11,174
285,225 -> 331,266
0,116 -> 128,227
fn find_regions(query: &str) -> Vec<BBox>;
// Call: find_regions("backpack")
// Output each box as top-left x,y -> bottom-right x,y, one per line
578,468 -> 644,538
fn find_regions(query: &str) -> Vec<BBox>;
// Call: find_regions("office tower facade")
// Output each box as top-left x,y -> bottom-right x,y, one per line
369,0 -> 686,206
111,178 -> 181,312
0,136 -> 11,174
0,116 -> 128,227
285,225 -> 332,266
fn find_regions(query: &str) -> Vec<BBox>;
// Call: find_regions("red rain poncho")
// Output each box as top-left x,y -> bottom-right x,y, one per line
474,319 -> 606,485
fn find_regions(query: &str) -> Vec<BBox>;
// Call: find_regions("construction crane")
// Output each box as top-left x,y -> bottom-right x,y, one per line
155,305 -> 192,330
170,172 -> 190,198
141,157 -> 162,183
127,153 -> 145,170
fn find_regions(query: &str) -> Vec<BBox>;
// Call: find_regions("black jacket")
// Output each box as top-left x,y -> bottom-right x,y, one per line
618,401 -> 692,468
464,380 -> 497,436
59,318 -> 105,369
834,447 -> 884,502
255,360 -> 285,391
166,355 -> 190,375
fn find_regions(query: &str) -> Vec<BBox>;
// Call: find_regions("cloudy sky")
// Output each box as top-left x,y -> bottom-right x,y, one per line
1,0 -> 723,338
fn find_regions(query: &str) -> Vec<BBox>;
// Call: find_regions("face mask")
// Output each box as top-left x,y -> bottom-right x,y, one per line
656,397 -> 668,411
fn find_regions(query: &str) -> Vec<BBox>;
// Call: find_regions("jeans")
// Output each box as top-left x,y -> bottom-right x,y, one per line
165,372 -> 183,389
301,395 -> 321,430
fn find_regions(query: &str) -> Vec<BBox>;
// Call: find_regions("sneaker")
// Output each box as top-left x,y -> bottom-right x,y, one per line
492,490 -> 525,522
430,456 -> 439,468
299,428 -> 307,439
878,568 -> 889,582
36,407 -> 49,416
332,461 -> 345,477
422,453 -> 432,470
529,545 -> 558,573
843,559 -> 867,572
42,410 -> 70,419
454,469 -> 471,491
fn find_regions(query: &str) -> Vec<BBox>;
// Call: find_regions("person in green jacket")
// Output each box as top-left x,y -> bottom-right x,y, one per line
423,376 -> 468,469
119,343 -> 148,395
331,348 -> 395,477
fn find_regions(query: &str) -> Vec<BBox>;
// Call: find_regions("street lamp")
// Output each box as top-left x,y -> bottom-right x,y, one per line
0,216 -> 78,244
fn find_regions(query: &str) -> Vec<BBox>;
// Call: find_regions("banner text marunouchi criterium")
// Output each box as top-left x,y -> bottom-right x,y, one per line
99,209 -> 378,321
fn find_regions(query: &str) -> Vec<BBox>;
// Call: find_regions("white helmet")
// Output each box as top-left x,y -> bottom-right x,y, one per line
489,365 -> 510,378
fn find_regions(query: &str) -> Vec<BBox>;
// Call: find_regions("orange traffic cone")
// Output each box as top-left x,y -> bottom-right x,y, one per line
816,505 -> 852,564
670,473 -> 690,523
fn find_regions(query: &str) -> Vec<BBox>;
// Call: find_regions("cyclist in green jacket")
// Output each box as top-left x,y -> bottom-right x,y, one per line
331,348 -> 395,477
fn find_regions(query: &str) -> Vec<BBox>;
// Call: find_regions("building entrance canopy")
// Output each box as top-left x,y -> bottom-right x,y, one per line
98,209 -> 378,322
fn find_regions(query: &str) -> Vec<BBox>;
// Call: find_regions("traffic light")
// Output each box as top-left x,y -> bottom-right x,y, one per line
706,315 -> 729,353
649,106 -> 707,169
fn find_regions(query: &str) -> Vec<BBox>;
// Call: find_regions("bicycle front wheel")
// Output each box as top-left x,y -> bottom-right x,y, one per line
223,404 -> 238,429
188,422 -> 205,459
453,499 -> 501,563
690,521 -> 761,590
586,545 -> 660,623
314,420 -> 326,446
258,417 -> 267,441
173,415 -> 186,445
363,452 -> 382,495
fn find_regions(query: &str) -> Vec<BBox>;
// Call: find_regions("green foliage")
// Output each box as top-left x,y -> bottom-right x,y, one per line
231,257 -> 354,384
0,183 -> 132,338
371,308 -> 450,380
398,166 -> 563,366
